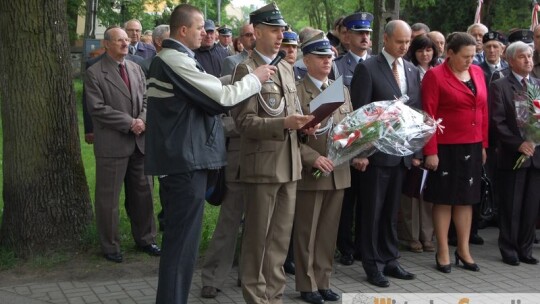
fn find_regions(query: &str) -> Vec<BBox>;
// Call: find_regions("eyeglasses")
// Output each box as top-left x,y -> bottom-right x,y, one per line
242,33 -> 254,37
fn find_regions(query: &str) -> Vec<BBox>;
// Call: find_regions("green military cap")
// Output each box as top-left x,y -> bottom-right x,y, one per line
249,2 -> 287,27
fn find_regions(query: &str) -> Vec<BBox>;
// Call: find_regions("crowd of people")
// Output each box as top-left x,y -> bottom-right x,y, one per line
81,2 -> 540,304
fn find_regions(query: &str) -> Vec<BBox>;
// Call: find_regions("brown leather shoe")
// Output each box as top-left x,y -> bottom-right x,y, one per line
422,241 -> 435,252
201,286 -> 218,298
408,240 -> 423,253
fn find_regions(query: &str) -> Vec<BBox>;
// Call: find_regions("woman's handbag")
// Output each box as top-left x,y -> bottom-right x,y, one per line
479,166 -> 496,222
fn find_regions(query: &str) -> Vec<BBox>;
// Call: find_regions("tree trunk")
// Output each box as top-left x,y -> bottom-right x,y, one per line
372,0 -> 400,54
0,0 -> 93,257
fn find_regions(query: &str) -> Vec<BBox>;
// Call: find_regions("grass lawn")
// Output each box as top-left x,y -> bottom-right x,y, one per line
0,78 -> 221,269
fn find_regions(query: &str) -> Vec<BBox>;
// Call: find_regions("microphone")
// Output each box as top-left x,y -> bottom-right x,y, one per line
269,50 -> 286,66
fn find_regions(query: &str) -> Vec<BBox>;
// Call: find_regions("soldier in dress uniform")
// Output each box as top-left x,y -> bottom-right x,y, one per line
294,32 -> 354,304
332,12 -> 373,88
333,11 -> 373,267
281,30 -> 305,81
218,25 -> 236,56
231,3 -> 315,303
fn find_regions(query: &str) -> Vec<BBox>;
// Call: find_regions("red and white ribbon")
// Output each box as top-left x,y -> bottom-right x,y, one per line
474,0 -> 483,24
531,2 -> 540,31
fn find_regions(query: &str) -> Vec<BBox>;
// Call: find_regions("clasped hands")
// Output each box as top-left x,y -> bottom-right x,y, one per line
131,118 -> 145,136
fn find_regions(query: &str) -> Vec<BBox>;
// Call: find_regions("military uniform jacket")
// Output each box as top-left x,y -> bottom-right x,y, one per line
232,51 -> 302,183
296,77 -> 352,191
333,51 -> 370,87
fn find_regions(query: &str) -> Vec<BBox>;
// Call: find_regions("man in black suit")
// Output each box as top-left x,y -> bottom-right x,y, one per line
349,20 -> 421,288
490,41 -> 540,266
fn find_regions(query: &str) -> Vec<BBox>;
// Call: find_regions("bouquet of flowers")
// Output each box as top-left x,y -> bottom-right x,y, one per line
513,84 -> 540,169
313,96 -> 440,178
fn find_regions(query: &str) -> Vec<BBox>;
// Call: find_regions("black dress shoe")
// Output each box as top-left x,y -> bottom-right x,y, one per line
519,256 -> 539,265
318,289 -> 340,301
104,252 -> 123,263
339,254 -> 354,266
300,291 -> 324,304
502,257 -> 520,266
284,260 -> 296,275
140,243 -> 161,256
435,253 -> 451,273
454,251 -> 480,271
367,272 -> 390,288
384,264 -> 416,280
469,234 -> 484,245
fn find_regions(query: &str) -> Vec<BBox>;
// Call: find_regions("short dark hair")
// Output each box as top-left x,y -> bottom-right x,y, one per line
407,34 -> 439,67
446,32 -> 476,54
411,22 -> 430,33
170,4 -> 203,35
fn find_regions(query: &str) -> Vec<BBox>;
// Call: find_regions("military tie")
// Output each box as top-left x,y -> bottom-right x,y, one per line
321,82 -> 328,91
129,45 -> 136,55
392,59 -> 400,87
358,58 -> 364,64
119,63 -> 130,92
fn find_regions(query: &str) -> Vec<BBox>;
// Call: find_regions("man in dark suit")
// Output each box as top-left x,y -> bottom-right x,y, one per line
333,11 -> 373,266
479,31 -> 508,89
125,19 -> 157,59
350,20 -> 421,288
490,41 -> 540,266
85,26 -> 160,263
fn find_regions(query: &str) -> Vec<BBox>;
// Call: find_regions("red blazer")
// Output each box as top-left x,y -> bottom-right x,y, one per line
421,60 -> 488,155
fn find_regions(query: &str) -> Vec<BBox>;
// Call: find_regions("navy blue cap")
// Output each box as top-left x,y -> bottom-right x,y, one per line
508,29 -> 533,44
343,12 -> 373,32
282,31 -> 298,45
249,3 -> 287,27
301,32 -> 333,55
218,26 -> 232,36
482,31 -> 507,44
204,20 -> 215,32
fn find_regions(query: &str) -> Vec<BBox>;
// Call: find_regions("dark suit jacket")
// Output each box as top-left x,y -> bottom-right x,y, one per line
479,59 -> 508,89
85,53 -> 146,157
422,61 -> 488,155
134,42 -> 156,59
490,73 -> 540,169
350,53 -> 422,167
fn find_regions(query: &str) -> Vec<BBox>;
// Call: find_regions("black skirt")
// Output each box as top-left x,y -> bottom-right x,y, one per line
423,143 -> 482,205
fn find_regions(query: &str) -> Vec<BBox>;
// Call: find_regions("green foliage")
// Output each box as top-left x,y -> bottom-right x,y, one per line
401,0 -> 532,35
67,0 -> 85,42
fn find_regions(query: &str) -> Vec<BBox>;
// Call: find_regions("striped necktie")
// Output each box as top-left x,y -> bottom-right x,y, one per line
392,60 -> 400,86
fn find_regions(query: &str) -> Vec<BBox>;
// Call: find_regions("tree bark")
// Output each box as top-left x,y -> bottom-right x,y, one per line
372,0 -> 400,54
0,0 -> 93,257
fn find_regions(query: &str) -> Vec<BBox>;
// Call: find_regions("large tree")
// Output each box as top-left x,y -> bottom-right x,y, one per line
0,0 -> 93,256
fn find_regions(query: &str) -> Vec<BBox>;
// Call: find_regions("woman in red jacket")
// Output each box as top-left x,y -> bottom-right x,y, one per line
422,32 -> 488,273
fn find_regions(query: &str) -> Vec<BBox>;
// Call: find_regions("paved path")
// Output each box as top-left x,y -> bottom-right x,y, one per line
1,227 -> 539,303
